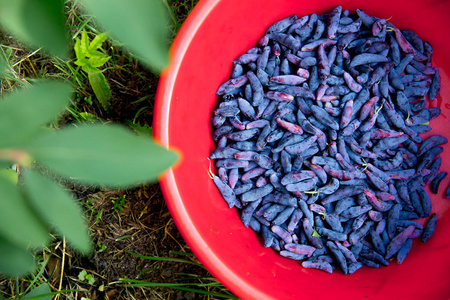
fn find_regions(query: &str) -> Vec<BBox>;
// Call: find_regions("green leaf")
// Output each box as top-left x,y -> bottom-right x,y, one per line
78,270 -> 87,281
74,39 -> 85,62
0,168 -> 18,185
0,0 -> 68,58
88,32 -> 108,52
0,178 -> 49,248
74,58 -> 88,68
80,29 -> 90,54
88,56 -> 110,68
22,169 -> 92,254
81,64 -> 101,74
86,274 -> 95,285
85,50 -> 106,58
0,235 -> 35,277
88,72 -> 111,110
81,0 -> 169,71
28,123 -> 179,188
23,283 -> 52,300
0,80 -> 73,148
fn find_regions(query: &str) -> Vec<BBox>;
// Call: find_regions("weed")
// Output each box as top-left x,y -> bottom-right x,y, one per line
78,270 -> 95,285
115,235 -> 132,242
81,198 -> 103,225
96,241 -> 107,253
74,30 -> 112,111
94,210 -> 103,225
111,195 -> 127,214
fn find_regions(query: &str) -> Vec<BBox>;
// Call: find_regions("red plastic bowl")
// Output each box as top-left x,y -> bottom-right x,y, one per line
154,1 -> 450,299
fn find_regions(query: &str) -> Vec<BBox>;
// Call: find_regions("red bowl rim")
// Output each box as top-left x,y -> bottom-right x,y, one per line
153,0 -> 270,299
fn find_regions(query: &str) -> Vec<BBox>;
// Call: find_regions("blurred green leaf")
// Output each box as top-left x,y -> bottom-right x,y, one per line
0,80 -> 73,148
22,169 -> 92,254
81,0 -> 169,71
0,168 -> 18,185
88,72 -> 111,110
28,123 -> 179,188
0,235 -> 35,277
0,161 -> 13,169
23,283 -> 51,300
0,0 -> 68,58
0,178 -> 49,248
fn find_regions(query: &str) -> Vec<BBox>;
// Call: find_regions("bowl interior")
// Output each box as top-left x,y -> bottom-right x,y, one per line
154,0 -> 450,299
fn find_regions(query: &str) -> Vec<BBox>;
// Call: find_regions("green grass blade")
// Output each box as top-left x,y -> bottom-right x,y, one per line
121,279 -> 238,299
23,249 -> 54,295
167,286 -> 238,299
120,279 -> 208,287
135,267 -> 213,279
169,250 -> 195,257
173,277 -> 223,283
126,251 -> 202,267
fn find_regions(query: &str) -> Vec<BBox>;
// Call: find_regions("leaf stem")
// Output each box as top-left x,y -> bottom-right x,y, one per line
0,149 -> 32,166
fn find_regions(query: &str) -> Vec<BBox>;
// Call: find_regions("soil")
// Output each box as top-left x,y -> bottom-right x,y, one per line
60,183 -> 213,300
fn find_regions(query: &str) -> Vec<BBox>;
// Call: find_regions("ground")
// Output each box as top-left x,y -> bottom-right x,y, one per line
0,0 -> 237,299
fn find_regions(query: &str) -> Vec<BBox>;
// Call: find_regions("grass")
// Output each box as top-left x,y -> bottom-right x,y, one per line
118,251 -> 239,300
0,0 -> 238,299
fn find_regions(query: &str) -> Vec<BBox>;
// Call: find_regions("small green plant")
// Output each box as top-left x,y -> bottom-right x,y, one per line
74,30 -> 111,110
96,241 -> 107,253
95,210 -> 103,224
78,270 -> 95,285
111,195 -> 127,214
74,93 -> 94,106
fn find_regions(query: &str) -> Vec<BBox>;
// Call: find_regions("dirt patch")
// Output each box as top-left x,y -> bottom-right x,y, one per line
53,184 -> 214,300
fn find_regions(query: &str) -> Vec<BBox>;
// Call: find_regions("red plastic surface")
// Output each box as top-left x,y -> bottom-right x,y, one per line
154,1 -> 450,299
